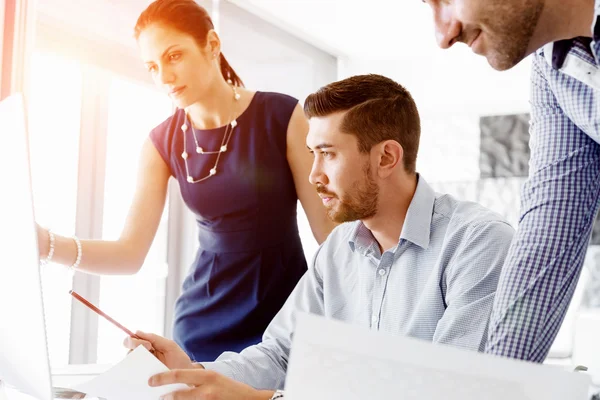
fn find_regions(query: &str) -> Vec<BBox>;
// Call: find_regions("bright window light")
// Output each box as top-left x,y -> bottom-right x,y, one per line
29,50 -> 82,367
96,76 -> 172,364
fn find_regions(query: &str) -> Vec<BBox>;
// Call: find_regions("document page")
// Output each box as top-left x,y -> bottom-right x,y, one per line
285,313 -> 590,400
71,346 -> 188,400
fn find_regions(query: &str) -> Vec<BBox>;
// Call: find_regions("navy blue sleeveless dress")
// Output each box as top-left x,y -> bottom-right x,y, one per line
149,91 -> 308,361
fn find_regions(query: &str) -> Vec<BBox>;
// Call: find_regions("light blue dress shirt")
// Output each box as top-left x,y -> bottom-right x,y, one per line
202,175 -> 514,390
486,2 -> 600,362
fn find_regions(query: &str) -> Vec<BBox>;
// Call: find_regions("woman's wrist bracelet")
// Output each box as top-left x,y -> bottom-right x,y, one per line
40,229 -> 55,265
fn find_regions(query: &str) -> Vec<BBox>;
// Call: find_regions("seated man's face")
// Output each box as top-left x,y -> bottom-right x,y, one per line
306,111 -> 379,223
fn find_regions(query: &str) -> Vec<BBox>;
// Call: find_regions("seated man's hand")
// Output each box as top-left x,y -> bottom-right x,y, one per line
149,369 -> 274,400
123,331 -> 194,370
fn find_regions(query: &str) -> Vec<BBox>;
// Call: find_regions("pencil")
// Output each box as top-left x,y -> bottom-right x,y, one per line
69,289 -> 141,339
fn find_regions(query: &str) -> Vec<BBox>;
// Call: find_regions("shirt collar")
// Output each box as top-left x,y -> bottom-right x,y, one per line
399,174 -> 434,250
347,222 -> 376,255
551,39 -> 576,69
595,0 -> 600,41
593,1 -> 600,63
348,174 -> 435,253
537,5 -> 599,68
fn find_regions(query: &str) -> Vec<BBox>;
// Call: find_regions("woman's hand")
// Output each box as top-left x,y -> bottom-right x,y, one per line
123,331 -> 194,370
36,223 -> 49,259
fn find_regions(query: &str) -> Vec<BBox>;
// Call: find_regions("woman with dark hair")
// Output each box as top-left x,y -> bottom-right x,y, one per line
37,0 -> 335,361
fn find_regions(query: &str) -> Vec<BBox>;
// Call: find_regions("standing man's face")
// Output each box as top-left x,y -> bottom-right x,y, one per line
424,0 -> 545,71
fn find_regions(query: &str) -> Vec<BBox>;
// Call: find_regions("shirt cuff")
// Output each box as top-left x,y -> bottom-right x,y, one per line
197,361 -> 236,379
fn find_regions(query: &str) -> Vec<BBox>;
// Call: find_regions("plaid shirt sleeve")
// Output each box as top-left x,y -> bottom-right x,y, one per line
485,55 -> 600,361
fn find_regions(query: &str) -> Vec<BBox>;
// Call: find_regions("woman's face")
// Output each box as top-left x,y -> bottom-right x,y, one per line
138,23 -> 219,108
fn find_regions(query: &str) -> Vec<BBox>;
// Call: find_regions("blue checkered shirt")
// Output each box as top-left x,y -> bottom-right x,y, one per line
201,175 -> 514,390
485,4 -> 600,361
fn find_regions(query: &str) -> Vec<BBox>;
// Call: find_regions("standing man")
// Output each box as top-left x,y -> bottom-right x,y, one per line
422,0 -> 599,362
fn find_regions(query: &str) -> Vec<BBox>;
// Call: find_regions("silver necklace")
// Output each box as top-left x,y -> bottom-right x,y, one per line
181,86 -> 240,183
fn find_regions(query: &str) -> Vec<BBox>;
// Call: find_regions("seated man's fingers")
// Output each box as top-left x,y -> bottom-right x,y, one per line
160,387 -> 196,400
135,331 -> 178,351
149,369 -> 206,387
127,347 -> 156,356
123,336 -> 153,351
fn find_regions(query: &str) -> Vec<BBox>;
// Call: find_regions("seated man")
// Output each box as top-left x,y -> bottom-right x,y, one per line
125,74 -> 515,400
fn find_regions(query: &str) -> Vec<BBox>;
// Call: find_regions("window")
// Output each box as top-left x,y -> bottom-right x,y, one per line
29,48 -> 174,365
29,51 -> 82,367
96,77 -> 172,364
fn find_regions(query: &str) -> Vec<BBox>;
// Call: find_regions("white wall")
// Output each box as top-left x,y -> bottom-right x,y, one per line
218,1 -> 337,103
339,50 -> 531,116
235,0 -> 431,58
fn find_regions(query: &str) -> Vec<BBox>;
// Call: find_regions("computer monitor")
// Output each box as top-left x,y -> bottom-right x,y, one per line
0,93 -> 53,400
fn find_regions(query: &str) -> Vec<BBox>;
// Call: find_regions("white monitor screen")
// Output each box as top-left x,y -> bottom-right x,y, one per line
0,93 -> 52,400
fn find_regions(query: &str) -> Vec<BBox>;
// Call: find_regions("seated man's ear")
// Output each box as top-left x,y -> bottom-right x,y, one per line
376,140 -> 402,178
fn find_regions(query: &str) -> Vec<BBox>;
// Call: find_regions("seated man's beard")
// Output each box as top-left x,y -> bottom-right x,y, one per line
329,163 -> 378,223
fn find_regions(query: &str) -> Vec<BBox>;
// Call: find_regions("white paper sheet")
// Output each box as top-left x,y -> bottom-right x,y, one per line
71,346 -> 188,400
286,313 -> 591,400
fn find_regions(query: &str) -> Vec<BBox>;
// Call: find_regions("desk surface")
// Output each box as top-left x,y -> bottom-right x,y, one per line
52,364 -> 112,388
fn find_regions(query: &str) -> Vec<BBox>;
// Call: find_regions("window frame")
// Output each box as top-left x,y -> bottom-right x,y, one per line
1,0 -> 36,100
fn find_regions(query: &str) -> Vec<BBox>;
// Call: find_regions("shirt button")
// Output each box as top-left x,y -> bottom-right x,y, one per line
371,315 -> 378,324
378,268 -> 386,276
